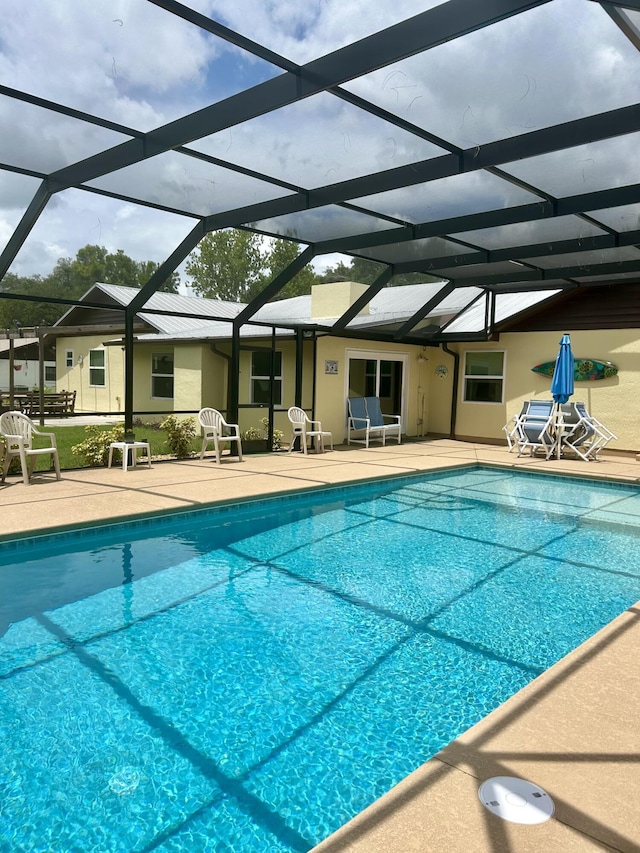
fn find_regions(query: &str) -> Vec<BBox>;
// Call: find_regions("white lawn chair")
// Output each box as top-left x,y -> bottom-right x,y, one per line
0,410 -> 61,485
287,407 -> 333,454
503,401 -> 528,451
198,408 -> 243,464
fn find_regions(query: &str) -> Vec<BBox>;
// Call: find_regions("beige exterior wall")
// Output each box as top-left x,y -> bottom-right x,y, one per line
314,337 -> 424,442
56,335 -> 126,414
56,326 -> 640,453
447,330 -> 639,452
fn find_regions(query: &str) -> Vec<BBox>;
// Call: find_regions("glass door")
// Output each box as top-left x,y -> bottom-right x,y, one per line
347,351 -> 406,419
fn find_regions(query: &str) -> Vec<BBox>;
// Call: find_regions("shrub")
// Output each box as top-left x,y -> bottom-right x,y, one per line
241,417 -> 283,451
71,424 -> 126,467
160,415 -> 196,459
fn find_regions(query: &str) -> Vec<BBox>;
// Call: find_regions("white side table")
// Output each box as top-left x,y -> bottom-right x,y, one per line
108,441 -> 152,472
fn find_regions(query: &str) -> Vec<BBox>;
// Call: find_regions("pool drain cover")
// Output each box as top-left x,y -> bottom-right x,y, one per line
478,776 -> 554,824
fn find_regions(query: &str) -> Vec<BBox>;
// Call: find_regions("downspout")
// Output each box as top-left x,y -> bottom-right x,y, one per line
441,342 -> 459,440
311,334 -> 318,420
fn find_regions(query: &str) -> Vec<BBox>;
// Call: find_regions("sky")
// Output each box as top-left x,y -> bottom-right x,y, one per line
1,0 -> 640,291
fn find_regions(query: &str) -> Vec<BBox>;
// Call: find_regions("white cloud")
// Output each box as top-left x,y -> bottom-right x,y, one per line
2,0 -> 640,288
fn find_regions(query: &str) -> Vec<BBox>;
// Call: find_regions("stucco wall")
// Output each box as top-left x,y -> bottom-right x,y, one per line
56,335 -> 125,413
448,330 -> 639,452
315,337 -> 424,442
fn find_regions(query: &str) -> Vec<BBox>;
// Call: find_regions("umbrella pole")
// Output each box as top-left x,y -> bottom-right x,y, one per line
552,402 -> 564,460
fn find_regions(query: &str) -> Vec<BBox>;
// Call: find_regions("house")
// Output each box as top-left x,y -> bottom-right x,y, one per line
0,338 -> 56,394
52,281 -> 639,452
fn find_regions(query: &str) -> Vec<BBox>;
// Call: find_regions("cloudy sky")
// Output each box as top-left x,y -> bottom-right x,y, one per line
1,0 -> 640,288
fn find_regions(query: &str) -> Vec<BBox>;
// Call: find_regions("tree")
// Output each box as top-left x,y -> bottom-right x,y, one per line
185,229 -> 320,303
320,255 -> 441,287
69,245 -> 179,294
0,245 -> 181,328
260,238 -> 319,301
186,230 -> 264,302
0,273 -> 65,329
135,261 -> 180,294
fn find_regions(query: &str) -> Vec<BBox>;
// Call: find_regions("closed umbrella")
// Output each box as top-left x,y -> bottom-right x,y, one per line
550,333 -> 574,459
551,333 -> 575,403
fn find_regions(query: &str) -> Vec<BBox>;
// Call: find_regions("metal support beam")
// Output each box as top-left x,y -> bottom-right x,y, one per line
228,325 -> 241,426
45,0 -> 550,193
0,182 -> 51,280
234,245 -> 316,326
123,312 -> 135,437
393,281 -> 458,339
128,221 -> 207,313
294,329 -> 304,408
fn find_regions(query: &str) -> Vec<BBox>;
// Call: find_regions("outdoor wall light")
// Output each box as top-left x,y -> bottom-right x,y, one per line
77,355 -> 84,366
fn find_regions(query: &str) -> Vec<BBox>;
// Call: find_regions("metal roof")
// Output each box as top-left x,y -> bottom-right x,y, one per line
3,0 -> 640,344
58,280 -> 552,343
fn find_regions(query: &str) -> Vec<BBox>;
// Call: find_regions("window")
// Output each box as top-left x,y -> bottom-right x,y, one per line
45,365 -> 56,384
65,350 -> 74,368
251,350 -> 282,405
152,352 -> 174,398
89,349 -> 105,387
463,351 -> 504,403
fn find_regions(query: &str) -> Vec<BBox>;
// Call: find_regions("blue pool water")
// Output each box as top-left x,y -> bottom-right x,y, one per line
2,466 -> 640,852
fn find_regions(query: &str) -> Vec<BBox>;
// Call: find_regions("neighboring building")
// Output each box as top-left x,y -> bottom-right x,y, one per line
0,338 -> 56,392
51,281 -> 640,453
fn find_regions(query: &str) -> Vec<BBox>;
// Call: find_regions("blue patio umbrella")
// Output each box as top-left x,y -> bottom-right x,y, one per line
550,333 -> 575,404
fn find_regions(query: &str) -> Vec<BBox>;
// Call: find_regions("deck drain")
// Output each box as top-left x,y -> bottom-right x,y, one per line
478,777 -> 554,824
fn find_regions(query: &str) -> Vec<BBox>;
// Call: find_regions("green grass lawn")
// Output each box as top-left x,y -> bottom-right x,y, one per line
5,422 -> 202,473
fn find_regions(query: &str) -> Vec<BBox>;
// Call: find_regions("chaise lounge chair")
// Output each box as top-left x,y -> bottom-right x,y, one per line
503,401 -> 529,451
559,401 -> 617,461
515,399 -> 556,459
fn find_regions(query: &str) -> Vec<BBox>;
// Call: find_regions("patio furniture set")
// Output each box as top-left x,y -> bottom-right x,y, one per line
503,400 -> 616,461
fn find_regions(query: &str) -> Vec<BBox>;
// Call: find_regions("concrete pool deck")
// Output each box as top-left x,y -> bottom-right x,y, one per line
1,438 -> 639,852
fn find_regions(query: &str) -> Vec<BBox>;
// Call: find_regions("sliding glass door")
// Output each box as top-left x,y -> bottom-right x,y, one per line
346,350 -> 406,421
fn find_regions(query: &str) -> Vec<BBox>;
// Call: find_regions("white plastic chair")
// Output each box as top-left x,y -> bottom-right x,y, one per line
0,410 -> 61,485
198,408 -> 243,464
287,407 -> 333,454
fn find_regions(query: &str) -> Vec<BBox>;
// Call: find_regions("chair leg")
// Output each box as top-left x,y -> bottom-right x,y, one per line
213,434 -> 221,464
236,439 -> 243,462
200,437 -> 207,460
19,448 -> 29,485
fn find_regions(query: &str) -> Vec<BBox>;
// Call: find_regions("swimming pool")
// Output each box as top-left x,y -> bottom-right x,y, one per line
2,466 -> 640,852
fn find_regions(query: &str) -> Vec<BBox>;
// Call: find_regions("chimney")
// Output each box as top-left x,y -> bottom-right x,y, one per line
310,281 -> 371,320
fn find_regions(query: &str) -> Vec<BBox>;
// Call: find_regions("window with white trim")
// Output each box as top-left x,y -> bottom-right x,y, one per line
45,365 -> 56,384
89,348 -> 106,387
251,350 -> 282,405
65,349 -> 74,368
463,351 -> 505,403
151,352 -> 174,398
